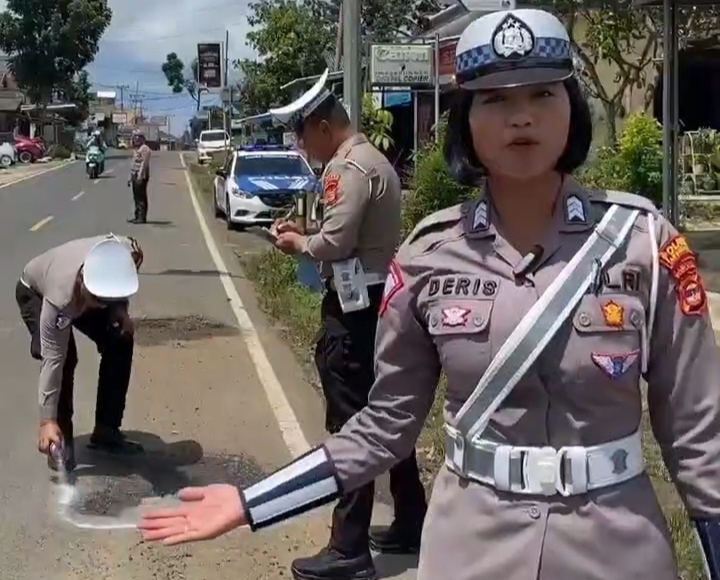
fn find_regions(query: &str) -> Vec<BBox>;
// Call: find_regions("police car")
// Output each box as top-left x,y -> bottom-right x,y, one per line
213,145 -> 318,229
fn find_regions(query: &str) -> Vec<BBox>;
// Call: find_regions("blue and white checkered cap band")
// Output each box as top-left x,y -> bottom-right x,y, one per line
456,37 -> 571,77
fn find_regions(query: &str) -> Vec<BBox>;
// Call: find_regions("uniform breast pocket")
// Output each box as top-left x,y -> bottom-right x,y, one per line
427,299 -> 494,382
570,292 -> 646,383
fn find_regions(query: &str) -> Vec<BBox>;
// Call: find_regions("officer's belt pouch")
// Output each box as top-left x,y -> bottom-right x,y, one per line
332,258 -> 370,313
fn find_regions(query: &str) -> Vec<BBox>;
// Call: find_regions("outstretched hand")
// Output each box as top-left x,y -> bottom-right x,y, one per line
138,484 -> 246,545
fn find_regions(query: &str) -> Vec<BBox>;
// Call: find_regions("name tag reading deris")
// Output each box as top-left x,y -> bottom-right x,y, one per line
427,275 -> 498,298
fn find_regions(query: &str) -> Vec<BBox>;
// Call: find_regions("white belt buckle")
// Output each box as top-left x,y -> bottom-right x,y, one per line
521,447 -> 562,496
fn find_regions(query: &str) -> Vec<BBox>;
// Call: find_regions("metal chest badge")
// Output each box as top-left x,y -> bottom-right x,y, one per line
591,350 -> 639,379
492,14 -> 535,59
601,300 -> 624,328
441,306 -> 471,328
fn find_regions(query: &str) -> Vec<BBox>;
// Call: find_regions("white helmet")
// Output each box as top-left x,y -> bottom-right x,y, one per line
82,236 -> 139,300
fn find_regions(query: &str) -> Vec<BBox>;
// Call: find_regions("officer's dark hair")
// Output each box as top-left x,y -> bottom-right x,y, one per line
444,76 -> 592,186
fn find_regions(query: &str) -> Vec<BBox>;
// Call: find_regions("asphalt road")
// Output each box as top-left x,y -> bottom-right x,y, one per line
0,152 -> 415,580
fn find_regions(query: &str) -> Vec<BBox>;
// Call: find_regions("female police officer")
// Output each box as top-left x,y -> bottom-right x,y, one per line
139,9 -> 720,580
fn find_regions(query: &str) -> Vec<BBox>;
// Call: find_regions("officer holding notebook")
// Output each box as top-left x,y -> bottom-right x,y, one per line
267,71 -> 428,580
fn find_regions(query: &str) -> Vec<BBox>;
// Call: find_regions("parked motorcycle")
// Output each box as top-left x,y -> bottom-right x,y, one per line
85,145 -> 105,179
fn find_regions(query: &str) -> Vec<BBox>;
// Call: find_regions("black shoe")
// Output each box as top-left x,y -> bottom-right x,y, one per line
369,522 -> 423,555
127,218 -> 140,224
88,427 -> 144,454
291,546 -> 377,580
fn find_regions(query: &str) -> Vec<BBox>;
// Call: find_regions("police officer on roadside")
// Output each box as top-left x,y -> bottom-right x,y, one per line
128,129 -> 151,224
267,71 -> 428,579
16,235 -> 145,472
140,9 -> 720,580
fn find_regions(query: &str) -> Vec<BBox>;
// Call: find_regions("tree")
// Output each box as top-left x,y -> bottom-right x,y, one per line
0,0 -> 111,110
547,0 -> 720,145
234,0 -> 335,115
161,53 -> 206,110
305,0 -> 440,41
57,70 -> 93,125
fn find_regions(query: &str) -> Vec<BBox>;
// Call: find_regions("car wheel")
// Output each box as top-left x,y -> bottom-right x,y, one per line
225,195 -> 234,230
0,154 -> 12,168
18,151 -> 32,163
214,191 -> 223,218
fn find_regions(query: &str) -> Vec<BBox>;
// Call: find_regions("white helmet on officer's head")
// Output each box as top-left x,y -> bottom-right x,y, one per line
454,9 -> 574,91
82,235 -> 139,300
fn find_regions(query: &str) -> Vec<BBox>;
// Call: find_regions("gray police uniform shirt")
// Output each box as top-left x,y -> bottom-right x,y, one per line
323,180 -> 720,580
22,236 -> 129,421
303,134 -> 402,280
130,143 -> 151,182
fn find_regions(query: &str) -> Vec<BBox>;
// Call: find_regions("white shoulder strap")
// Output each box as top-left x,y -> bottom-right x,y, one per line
448,204 -> 640,470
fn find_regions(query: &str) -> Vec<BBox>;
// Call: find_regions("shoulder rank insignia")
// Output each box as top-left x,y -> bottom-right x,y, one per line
471,200 -> 489,231
565,195 -> 586,224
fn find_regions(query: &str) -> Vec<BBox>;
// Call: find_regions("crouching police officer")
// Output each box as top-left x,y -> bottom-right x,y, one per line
269,71 -> 427,579
128,129 -> 151,224
16,235 -> 145,472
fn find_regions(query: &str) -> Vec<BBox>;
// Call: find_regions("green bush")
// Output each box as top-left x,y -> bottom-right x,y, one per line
580,113 -> 663,206
402,124 -> 477,236
47,144 -> 71,159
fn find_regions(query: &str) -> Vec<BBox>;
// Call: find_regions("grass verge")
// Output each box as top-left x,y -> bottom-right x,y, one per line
188,160 -> 705,579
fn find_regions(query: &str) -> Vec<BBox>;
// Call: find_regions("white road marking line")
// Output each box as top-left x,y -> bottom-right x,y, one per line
179,152 -> 309,457
30,215 -> 53,231
71,190 -> 85,201
0,160 -> 75,190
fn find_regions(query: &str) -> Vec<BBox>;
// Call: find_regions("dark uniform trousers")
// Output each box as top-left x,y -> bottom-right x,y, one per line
131,178 -> 149,222
15,281 -> 134,438
315,283 -> 427,556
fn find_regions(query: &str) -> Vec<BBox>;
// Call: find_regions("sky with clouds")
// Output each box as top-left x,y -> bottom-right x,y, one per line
1,0 -> 258,135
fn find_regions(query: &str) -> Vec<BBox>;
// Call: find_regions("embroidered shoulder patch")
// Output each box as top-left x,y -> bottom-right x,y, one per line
323,174 -> 340,207
658,235 -> 707,316
379,260 -> 404,316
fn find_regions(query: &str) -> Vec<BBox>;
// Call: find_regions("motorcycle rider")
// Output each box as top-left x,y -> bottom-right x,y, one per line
87,129 -> 106,152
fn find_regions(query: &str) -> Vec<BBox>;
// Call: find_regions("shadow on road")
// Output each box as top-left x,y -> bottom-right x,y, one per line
62,430 -> 267,519
373,553 -> 419,579
126,220 -> 175,227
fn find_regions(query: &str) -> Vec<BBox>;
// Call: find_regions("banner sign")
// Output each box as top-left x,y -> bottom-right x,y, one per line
197,42 -> 223,89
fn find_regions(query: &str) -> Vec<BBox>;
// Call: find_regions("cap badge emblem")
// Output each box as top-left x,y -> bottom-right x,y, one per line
492,14 -> 534,59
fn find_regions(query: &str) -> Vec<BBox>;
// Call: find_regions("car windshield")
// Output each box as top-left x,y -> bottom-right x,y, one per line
234,155 -> 311,177
200,131 -> 228,142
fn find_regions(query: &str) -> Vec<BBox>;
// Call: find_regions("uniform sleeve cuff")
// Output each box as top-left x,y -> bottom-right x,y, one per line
239,445 -> 342,531
40,404 -> 57,421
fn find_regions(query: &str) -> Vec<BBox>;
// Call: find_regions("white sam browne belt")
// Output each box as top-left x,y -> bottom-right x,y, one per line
443,202 -> 651,497
444,428 -> 644,496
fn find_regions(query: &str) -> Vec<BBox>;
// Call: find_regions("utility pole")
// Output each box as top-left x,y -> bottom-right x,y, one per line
116,84 -> 130,110
129,80 -> 145,124
342,0 -> 361,130
223,29 -> 230,141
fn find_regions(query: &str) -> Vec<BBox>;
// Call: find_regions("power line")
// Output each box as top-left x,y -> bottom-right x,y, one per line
103,19 -> 248,43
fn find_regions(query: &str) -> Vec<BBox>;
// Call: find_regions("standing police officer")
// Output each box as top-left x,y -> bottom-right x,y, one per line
16,235 -> 145,472
270,71 -> 427,580
128,129 -> 151,224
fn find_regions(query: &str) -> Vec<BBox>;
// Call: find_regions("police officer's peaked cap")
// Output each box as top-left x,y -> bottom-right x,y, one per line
455,9 -> 573,90
269,69 -> 334,133
82,235 -> 139,300
132,129 -> 144,137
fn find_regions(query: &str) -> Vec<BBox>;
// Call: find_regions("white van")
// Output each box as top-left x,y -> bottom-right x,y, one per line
196,129 -> 230,164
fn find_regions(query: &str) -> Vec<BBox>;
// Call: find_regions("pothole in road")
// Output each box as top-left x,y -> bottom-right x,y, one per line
69,452 -> 266,518
134,315 -> 239,346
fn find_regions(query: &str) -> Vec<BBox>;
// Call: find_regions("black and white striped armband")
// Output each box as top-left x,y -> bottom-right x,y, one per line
240,445 -> 342,531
